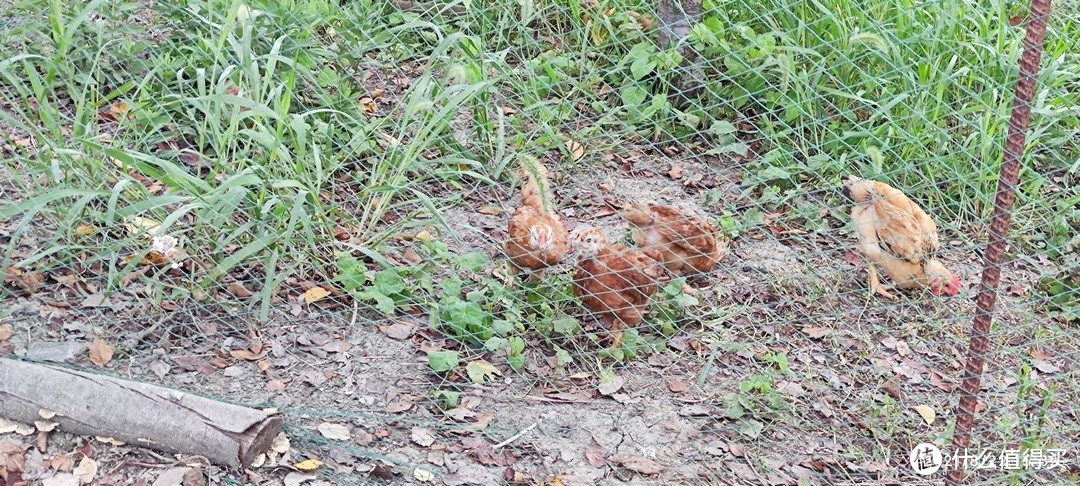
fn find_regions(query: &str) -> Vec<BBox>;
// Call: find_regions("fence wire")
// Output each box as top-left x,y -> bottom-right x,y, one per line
0,0 -> 1078,485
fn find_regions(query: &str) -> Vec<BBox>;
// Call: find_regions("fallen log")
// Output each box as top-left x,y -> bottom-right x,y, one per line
0,357 -> 282,468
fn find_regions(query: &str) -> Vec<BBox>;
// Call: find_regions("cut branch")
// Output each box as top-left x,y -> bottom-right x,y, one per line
0,358 -> 283,469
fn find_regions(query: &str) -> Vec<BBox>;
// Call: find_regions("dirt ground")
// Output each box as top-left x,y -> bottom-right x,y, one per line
3,144 -> 1077,486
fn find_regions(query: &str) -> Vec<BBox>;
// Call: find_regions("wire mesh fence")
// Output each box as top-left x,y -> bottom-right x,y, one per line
0,0 -> 1077,484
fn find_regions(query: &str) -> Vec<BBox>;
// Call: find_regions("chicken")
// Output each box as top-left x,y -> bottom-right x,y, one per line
503,156 -> 569,274
842,175 -> 961,298
621,202 -> 727,275
571,226 -> 664,349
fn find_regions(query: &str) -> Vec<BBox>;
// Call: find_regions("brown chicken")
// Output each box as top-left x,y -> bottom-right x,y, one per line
571,226 -> 664,349
842,176 -> 961,298
503,157 -> 569,274
621,202 -> 728,274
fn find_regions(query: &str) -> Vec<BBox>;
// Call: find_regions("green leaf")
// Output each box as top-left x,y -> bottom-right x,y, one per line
441,277 -> 463,297
507,352 -> 525,371
428,351 -> 459,372
766,352 -> 790,373
454,251 -> 488,272
335,254 -> 366,291
738,419 -> 764,438
508,336 -> 525,355
620,85 -> 648,108
724,395 -> 745,419
466,359 -> 501,384
484,336 -> 510,353
491,319 -> 514,336
357,290 -> 396,315
373,270 -> 407,296
630,57 -> 656,80
757,166 -> 792,182
672,292 -> 699,308
552,317 -> 580,336
706,142 -> 750,157
709,120 -> 737,136
433,390 -> 461,408
554,346 -> 572,367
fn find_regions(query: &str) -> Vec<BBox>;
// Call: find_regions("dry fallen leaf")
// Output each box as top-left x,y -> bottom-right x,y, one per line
614,456 -> 664,475
359,97 -> 377,115
94,436 -> 124,446
283,471 -> 317,486
109,100 -> 131,119
229,348 -> 266,361
293,458 -> 323,471
913,404 -> 936,425
42,473 -> 80,486
597,375 -> 624,396
0,440 -> 27,474
317,423 -> 351,441
413,468 -> 436,482
124,216 -> 161,238
73,456 -> 97,484
382,321 -> 415,340
802,327 -> 830,339
385,401 -> 412,413
303,286 -> 331,304
410,428 -> 436,447
465,360 -> 501,384
228,282 -> 254,299
585,441 -> 608,468
88,338 -> 114,367
565,138 -> 585,161
1031,359 -> 1060,374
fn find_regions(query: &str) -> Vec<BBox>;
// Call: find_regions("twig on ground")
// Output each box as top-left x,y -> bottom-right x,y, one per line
493,420 -> 541,449
121,314 -> 174,351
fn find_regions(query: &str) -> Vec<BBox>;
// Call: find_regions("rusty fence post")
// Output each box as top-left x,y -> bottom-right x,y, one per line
945,0 -> 1054,484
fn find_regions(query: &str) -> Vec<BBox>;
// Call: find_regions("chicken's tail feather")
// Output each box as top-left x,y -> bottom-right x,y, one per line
519,155 -> 554,214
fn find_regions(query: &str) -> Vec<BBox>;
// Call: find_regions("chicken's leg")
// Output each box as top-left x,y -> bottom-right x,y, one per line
867,263 -> 897,299
608,318 -> 624,350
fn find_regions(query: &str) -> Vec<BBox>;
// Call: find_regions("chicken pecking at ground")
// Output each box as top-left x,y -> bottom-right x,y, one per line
842,175 -> 961,299
571,226 -> 664,349
621,201 -> 728,275
503,156 -> 569,276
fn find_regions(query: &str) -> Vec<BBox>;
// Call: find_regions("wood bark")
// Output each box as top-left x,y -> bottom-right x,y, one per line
0,358 -> 283,469
658,0 -> 705,103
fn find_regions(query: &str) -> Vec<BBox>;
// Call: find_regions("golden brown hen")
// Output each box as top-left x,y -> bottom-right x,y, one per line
571,226 -> 664,349
842,175 -> 961,299
503,157 -> 569,274
621,202 -> 728,275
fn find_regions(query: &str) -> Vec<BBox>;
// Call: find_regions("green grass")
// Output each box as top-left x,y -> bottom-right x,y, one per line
0,0 -> 1077,321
